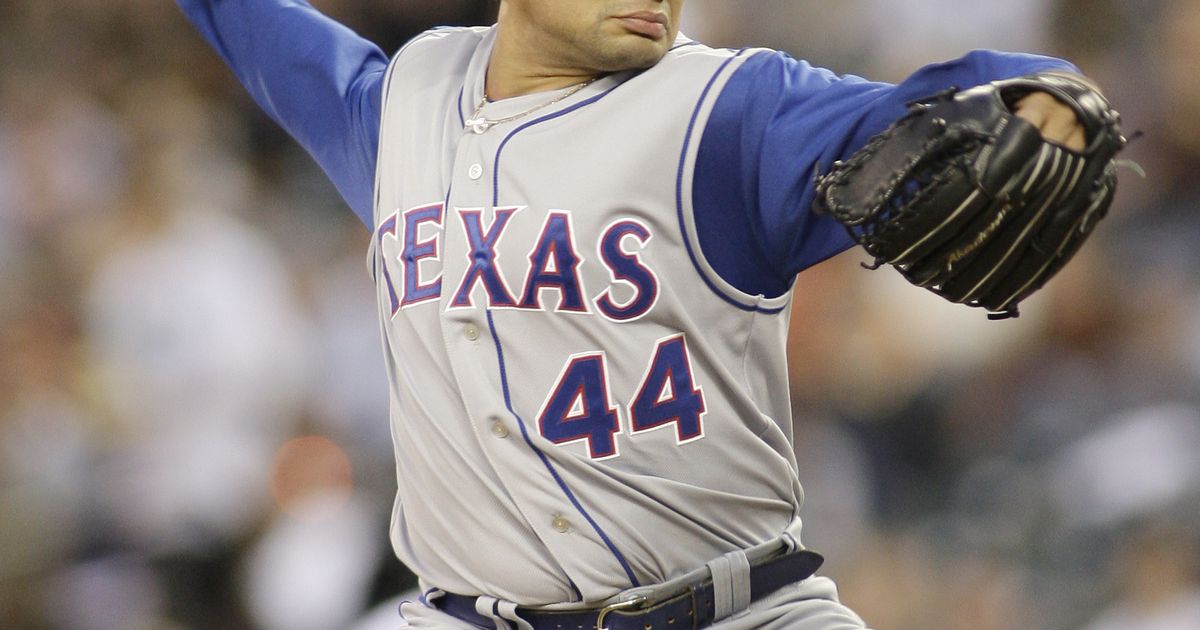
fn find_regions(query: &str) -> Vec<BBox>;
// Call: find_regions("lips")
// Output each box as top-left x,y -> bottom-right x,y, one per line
614,11 -> 669,39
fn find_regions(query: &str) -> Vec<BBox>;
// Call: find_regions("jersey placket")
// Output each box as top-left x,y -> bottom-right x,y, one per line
437,116 -> 631,599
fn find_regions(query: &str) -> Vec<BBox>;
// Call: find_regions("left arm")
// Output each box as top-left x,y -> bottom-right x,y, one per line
691,49 -> 1082,298
812,66 -> 1124,317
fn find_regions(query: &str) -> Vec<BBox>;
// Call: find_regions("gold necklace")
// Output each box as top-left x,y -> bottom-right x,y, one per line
464,79 -> 596,135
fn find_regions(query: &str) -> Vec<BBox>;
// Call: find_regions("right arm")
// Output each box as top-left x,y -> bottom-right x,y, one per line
176,0 -> 388,226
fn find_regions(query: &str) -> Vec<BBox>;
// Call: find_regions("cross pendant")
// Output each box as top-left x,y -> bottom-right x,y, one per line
465,118 -> 491,134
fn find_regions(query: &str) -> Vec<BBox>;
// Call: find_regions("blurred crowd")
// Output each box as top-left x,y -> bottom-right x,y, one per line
1,1 -> 1198,629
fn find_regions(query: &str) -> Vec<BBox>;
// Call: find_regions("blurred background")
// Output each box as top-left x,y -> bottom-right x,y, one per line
1,0 -> 1197,628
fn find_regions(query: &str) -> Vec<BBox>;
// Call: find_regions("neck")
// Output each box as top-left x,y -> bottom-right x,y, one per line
487,9 -> 599,100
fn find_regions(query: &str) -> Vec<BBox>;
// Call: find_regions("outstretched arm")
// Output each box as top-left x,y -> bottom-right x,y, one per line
691,50 -> 1082,299
812,70 -> 1124,318
176,0 -> 388,225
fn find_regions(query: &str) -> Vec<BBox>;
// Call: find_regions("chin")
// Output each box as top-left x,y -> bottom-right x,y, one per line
593,36 -> 671,71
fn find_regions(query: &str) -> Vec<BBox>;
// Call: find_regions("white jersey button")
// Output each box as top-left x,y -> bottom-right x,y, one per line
464,323 -> 480,341
468,163 -> 483,180
490,419 -> 509,438
551,515 -> 570,533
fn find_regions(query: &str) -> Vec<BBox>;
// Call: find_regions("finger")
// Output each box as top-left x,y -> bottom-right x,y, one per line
1065,127 -> 1087,152
1014,92 -> 1086,151
1042,112 -> 1084,149
1013,92 -> 1055,121
1014,101 -> 1047,129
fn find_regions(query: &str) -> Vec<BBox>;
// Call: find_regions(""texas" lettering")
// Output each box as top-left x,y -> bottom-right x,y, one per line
376,204 -> 659,321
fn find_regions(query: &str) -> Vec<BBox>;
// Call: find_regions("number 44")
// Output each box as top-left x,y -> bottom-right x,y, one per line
536,334 -> 707,460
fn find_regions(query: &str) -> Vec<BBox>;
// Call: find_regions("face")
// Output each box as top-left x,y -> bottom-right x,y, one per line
502,0 -> 686,73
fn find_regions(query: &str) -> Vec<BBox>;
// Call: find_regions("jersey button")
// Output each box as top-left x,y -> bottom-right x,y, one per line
468,163 -> 483,180
464,323 -> 480,341
490,420 -> 509,439
551,515 -> 570,533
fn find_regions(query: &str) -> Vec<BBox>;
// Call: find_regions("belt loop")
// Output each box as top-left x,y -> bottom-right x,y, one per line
497,600 -> 535,630
474,596 -> 511,630
705,548 -> 752,621
729,549 -> 752,614
420,587 -> 446,607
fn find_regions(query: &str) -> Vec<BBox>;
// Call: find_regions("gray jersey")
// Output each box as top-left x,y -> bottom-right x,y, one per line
177,0 -> 1079,621
370,27 -> 803,605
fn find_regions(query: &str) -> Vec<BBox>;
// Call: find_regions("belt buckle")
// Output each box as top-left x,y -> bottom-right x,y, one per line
595,595 -> 650,630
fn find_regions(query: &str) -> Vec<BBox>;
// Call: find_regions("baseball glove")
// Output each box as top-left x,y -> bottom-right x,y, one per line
814,72 -> 1126,319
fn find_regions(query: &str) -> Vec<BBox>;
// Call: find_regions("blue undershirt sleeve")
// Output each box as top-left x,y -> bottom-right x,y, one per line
176,0 -> 388,226
692,49 -> 1078,299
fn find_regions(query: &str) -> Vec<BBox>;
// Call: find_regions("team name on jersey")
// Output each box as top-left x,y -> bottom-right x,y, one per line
376,203 -> 659,322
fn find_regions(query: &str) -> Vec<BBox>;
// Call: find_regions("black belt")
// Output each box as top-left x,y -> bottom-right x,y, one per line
434,548 -> 823,630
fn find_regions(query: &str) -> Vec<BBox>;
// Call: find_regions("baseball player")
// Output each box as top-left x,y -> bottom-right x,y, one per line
176,1 -> 1120,628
